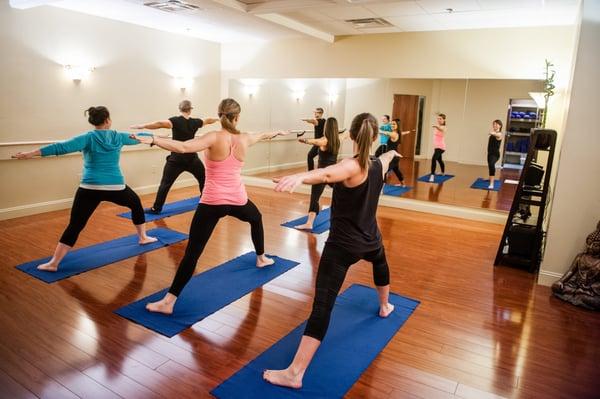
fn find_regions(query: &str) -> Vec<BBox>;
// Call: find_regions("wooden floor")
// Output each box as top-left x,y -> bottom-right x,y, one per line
1,186 -> 598,399
253,159 -> 520,212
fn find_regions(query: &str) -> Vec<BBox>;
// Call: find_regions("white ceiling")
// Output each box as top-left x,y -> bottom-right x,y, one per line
9,0 -> 580,43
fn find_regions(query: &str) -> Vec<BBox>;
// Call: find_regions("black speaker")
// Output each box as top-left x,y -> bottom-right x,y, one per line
524,163 -> 544,187
533,129 -> 552,149
508,224 -> 537,257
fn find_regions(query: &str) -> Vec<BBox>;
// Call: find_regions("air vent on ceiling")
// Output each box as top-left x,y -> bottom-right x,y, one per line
144,0 -> 201,13
345,18 -> 392,29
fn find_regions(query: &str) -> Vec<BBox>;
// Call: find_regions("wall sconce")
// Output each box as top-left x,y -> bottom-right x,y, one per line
293,90 -> 305,101
64,65 -> 94,82
175,77 -> 193,91
528,92 -> 546,109
245,84 -> 259,98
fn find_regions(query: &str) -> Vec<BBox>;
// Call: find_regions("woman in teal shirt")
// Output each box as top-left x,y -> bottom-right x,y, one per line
13,106 -> 157,272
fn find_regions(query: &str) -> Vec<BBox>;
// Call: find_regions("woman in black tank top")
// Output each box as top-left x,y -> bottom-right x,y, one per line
385,119 -> 415,187
487,119 -> 503,189
265,113 -> 400,390
294,117 -> 347,231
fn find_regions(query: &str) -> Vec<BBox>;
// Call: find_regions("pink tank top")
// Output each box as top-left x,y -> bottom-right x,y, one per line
433,128 -> 446,150
201,139 -> 248,206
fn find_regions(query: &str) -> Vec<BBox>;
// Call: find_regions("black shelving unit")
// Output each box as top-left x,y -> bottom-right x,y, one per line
502,99 -> 544,170
494,129 -> 557,273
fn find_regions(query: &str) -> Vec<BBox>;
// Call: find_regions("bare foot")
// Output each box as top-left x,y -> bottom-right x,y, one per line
146,298 -> 175,314
139,235 -> 158,245
263,368 -> 303,389
256,255 -> 275,268
294,223 -> 313,231
379,303 -> 395,318
37,261 -> 58,272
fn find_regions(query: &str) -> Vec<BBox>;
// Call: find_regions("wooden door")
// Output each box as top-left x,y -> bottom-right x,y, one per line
392,94 -> 419,159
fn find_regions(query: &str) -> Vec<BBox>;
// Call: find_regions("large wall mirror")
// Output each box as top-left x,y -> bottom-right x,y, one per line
229,78 -> 543,213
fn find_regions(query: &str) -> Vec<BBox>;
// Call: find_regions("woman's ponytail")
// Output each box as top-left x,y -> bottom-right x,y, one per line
217,98 -> 241,135
349,112 -> 378,171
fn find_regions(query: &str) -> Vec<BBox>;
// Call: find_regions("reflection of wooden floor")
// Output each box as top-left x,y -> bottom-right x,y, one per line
0,185 -> 597,399
253,158 -> 520,212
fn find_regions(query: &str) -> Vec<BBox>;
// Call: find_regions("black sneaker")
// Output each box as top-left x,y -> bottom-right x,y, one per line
148,207 -> 161,215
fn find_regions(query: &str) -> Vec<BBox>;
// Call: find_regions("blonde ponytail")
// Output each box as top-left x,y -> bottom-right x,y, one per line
349,112 -> 378,171
218,98 -> 241,135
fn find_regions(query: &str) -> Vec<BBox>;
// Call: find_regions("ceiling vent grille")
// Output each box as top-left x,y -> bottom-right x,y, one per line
144,0 -> 201,13
345,17 -> 392,29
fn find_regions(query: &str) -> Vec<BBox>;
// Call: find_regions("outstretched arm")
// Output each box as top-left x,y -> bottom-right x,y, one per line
490,130 -> 503,140
130,120 -> 173,130
302,118 -> 317,126
12,149 -> 42,159
246,130 -> 289,146
274,158 -> 361,193
401,129 -> 415,136
130,132 -> 217,153
299,137 -> 327,146
202,117 -> 219,125
432,125 -> 446,134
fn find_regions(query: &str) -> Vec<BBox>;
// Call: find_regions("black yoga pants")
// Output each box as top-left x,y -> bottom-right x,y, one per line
153,156 -> 205,212
304,243 -> 390,341
431,148 -> 445,175
60,186 -> 145,247
487,153 -> 500,177
168,201 -> 265,296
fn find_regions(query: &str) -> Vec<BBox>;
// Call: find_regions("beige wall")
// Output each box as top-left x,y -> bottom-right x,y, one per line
0,3 -> 221,218
539,0 -> 600,286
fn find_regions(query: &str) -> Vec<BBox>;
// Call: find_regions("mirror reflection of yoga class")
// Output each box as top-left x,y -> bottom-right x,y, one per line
231,78 -> 544,213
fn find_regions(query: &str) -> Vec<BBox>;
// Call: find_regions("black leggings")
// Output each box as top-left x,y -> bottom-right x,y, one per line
169,200 -> 265,296
307,146 -> 319,171
431,148 -> 445,175
304,243 -> 390,341
487,153 -> 500,177
388,157 -> 404,182
309,183 -> 327,214
60,186 -> 145,247
153,155 -> 205,212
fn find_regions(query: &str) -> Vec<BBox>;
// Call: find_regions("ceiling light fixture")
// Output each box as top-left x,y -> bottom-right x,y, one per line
64,65 -> 94,82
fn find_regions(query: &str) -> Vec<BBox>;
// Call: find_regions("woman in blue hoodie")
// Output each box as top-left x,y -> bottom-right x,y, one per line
12,106 -> 157,272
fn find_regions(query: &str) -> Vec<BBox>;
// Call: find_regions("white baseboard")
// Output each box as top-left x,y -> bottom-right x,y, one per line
537,270 -> 564,286
242,176 -> 507,224
0,178 -> 197,221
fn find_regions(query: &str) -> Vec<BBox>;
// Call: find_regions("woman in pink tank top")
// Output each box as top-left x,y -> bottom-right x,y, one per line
132,98 -> 287,315
429,113 -> 447,182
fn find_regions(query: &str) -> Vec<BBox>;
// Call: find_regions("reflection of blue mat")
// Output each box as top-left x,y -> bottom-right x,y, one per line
118,197 -> 200,222
470,178 -> 501,191
382,184 -> 412,197
16,228 -> 188,283
212,284 -> 420,399
115,252 -> 300,337
281,207 -> 330,234
417,174 -> 454,184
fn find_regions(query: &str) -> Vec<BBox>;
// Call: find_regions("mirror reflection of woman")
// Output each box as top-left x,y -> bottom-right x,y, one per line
295,117 -> 348,230
385,119 -> 414,187
429,113 -> 447,182
487,119 -> 503,189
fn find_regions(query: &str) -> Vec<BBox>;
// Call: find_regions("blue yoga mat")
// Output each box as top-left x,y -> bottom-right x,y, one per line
382,184 -> 412,197
118,196 -> 200,222
212,284 -> 419,398
281,207 -> 331,234
115,252 -> 300,337
417,174 -> 454,184
16,228 -> 188,283
470,178 -> 501,191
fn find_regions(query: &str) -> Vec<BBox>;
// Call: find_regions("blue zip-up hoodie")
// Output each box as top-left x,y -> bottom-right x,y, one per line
40,130 -> 139,187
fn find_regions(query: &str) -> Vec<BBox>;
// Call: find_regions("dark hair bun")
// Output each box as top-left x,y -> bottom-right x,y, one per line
85,106 -> 110,126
